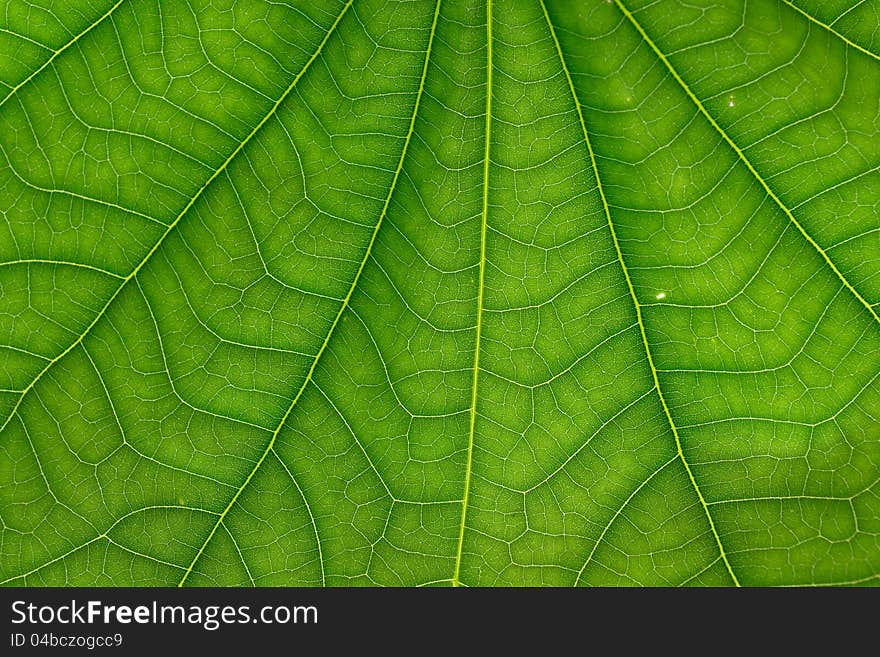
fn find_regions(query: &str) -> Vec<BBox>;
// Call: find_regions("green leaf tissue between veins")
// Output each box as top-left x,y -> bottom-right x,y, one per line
0,0 -> 878,586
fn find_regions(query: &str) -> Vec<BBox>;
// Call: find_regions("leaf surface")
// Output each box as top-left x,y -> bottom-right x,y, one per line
1,0 -> 879,586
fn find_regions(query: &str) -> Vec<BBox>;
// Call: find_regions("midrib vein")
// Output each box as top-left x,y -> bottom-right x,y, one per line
0,1 -> 354,437
613,0 -> 880,328
0,0 -> 126,110
452,0 -> 491,589
540,0 -> 740,587
780,0 -> 880,63
178,0 -> 442,587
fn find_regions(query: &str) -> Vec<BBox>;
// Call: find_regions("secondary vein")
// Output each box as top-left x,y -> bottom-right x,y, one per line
780,0 -> 880,63
540,0 -> 740,587
452,0 -> 492,589
178,0 -> 443,587
0,0 -> 126,110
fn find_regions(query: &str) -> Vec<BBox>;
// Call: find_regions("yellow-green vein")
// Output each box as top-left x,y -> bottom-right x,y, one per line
780,0 -> 880,63
0,0 -> 355,437
452,0 -> 492,589
614,0 -> 880,328
0,0 -> 126,110
177,0 -> 443,587
0,259 -> 124,279
540,0 -> 741,587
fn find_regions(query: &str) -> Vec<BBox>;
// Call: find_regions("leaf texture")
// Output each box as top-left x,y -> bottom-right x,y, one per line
0,0 -> 879,586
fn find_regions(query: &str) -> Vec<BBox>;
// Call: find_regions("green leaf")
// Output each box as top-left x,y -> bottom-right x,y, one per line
1,0 -> 878,587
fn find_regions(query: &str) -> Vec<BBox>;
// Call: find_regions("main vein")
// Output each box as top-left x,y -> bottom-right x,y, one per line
540,0 -> 740,587
0,0 -> 126,110
0,1 -> 354,437
614,0 -> 880,328
452,0 -> 492,589
178,0 -> 442,587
